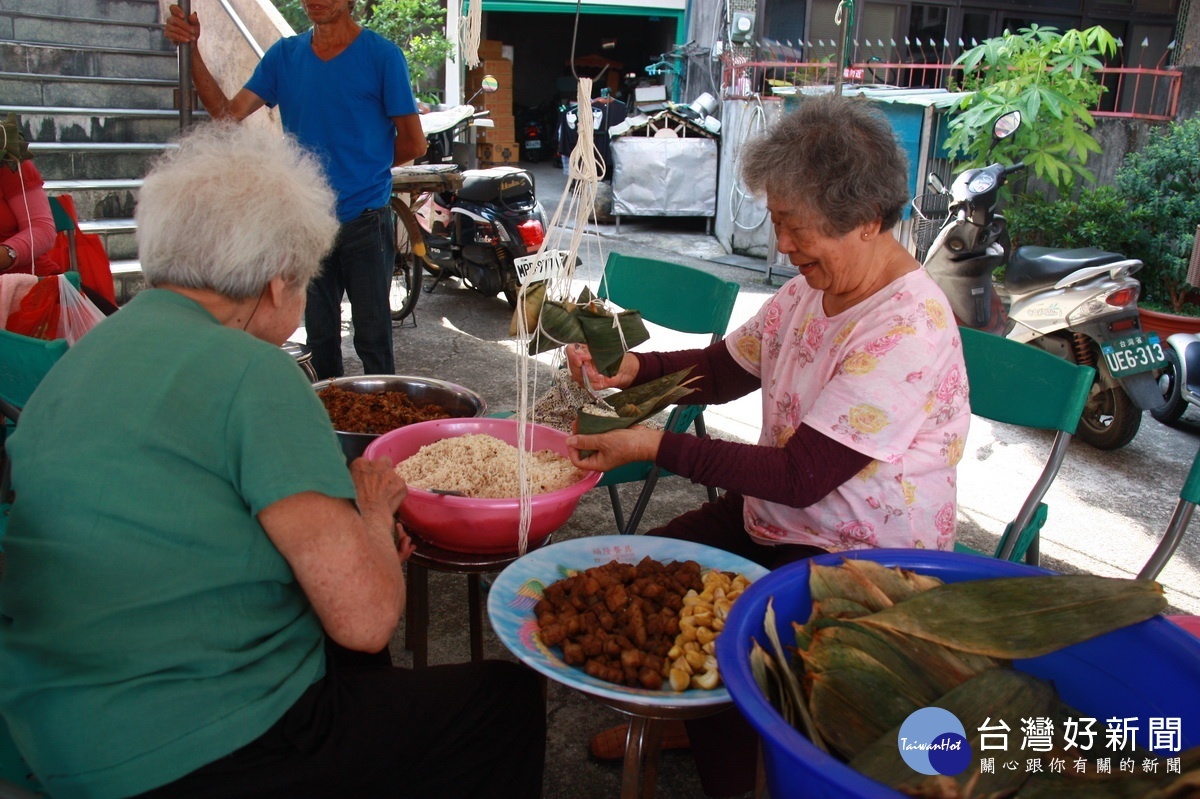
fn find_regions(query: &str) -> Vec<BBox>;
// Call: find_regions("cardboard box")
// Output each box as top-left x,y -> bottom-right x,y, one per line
468,60 -> 512,81
477,120 -> 515,143
478,40 -> 504,59
477,141 -> 519,166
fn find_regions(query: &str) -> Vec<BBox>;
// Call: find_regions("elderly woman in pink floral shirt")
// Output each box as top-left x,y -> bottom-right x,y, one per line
568,93 -> 970,565
566,93 -> 971,796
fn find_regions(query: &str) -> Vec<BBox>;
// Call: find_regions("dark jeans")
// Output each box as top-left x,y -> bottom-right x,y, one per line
306,206 -> 396,379
133,643 -> 546,799
650,492 -> 826,798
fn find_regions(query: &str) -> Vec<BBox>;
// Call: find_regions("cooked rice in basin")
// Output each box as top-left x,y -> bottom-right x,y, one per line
396,433 -> 585,498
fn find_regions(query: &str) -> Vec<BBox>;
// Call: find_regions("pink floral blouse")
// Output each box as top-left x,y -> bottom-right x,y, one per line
726,269 -> 971,552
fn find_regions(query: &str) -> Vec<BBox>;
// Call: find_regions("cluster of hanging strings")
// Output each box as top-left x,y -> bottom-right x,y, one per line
455,0 -> 610,556
510,77 -> 607,556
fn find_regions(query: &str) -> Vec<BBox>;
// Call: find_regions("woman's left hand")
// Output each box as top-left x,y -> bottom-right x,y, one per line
566,426 -> 664,472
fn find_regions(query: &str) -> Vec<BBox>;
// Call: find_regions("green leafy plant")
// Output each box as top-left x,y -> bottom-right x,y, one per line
1114,116 -> 1200,314
362,0 -> 454,92
946,25 -> 1118,196
1004,186 -> 1148,254
270,0 -> 453,93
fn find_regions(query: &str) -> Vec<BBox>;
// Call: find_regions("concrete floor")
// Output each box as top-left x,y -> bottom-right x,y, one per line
311,157 -> 1200,798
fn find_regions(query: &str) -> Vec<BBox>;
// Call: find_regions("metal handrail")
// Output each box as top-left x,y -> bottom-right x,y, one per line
176,0 -> 266,130
216,0 -> 265,58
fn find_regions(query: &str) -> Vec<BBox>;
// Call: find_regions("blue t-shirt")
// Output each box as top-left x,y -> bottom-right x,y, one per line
246,29 -> 418,222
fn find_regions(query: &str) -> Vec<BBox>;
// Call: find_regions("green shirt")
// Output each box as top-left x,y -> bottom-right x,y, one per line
0,289 -> 357,799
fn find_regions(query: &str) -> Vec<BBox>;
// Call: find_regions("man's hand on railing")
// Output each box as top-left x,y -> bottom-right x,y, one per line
165,4 -> 201,47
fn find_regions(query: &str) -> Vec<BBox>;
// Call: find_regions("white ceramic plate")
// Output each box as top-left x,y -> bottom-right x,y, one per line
486,535 -> 770,708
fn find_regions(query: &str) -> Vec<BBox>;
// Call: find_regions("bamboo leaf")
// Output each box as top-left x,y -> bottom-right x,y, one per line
851,668 -> 1055,797
857,575 -> 1166,659
575,368 -> 699,434
764,598 -> 828,753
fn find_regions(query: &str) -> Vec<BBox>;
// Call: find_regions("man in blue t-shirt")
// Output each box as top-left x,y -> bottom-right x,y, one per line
165,0 -> 427,379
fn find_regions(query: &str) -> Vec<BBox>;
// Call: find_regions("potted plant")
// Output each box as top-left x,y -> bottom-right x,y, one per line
1114,115 -> 1200,335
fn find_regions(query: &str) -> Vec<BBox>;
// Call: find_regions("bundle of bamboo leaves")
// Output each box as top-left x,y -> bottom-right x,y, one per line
749,559 -> 1200,798
513,282 -> 649,376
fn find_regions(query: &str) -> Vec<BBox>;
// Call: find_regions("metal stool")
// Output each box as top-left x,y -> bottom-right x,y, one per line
404,530 -> 552,668
281,340 -> 318,383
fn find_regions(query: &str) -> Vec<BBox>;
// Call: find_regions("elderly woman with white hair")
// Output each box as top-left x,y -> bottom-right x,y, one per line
0,123 -> 545,799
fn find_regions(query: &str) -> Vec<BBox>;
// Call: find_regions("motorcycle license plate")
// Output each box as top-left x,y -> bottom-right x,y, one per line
525,140 -> 542,149
1101,332 -> 1167,377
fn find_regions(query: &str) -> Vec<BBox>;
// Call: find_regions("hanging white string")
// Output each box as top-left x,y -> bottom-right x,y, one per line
512,77 -> 604,556
461,0 -> 482,70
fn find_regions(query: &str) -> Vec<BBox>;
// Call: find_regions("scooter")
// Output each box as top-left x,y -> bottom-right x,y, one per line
1150,258 -> 1200,423
411,81 -> 549,309
920,109 -> 1166,450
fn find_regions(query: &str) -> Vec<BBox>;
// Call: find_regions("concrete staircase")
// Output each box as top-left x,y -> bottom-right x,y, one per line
1,0 -> 189,303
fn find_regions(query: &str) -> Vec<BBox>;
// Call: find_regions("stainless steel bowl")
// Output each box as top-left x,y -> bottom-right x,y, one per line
314,375 -> 488,463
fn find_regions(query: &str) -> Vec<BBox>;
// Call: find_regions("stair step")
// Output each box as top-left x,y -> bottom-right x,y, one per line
29,141 -> 172,182
19,0 -> 162,27
79,218 -> 136,235
3,11 -> 172,52
0,41 -> 179,81
4,104 -> 197,144
44,179 -> 141,220
0,71 -> 178,111
79,218 -> 139,261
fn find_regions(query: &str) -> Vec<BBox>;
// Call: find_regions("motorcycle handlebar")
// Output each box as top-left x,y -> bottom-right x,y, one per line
1005,162 -> 1026,175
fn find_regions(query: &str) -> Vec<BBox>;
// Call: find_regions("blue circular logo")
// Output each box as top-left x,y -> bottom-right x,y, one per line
897,708 -> 972,776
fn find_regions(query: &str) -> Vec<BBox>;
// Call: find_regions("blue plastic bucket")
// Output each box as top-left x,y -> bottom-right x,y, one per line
716,549 -> 1200,799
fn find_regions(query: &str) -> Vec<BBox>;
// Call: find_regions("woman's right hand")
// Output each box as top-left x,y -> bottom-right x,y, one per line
566,343 -> 638,392
165,4 -> 201,46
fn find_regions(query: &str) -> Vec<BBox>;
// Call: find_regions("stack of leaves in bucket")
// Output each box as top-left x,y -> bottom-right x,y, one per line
750,559 -> 1200,797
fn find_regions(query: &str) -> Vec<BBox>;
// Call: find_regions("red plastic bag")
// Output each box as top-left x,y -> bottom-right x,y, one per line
5,275 -> 104,344
5,275 -> 60,340
43,194 -> 117,306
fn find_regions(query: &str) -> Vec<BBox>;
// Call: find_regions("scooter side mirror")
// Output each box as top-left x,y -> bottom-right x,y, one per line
993,110 -> 1022,141
926,173 -> 945,193
465,76 -> 501,108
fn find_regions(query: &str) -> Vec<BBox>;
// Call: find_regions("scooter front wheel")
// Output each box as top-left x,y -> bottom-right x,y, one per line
1076,379 -> 1141,450
1151,348 -> 1188,424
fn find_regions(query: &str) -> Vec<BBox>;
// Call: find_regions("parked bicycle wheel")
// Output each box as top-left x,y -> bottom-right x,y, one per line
390,198 -> 423,322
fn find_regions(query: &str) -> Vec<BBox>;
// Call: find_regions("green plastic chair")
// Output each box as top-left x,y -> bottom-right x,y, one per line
48,195 -> 78,273
954,326 -> 1096,564
1139,444 -> 1200,580
594,253 -> 740,535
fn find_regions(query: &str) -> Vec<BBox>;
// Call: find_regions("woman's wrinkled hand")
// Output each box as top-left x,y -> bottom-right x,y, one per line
566,426 -> 663,472
165,4 -> 201,46
350,456 -> 408,519
566,343 -> 638,393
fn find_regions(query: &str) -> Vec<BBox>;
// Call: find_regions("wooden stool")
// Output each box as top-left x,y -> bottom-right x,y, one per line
403,531 -> 551,668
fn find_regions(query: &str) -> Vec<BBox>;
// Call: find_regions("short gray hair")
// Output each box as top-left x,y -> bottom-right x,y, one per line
740,93 -> 910,236
136,122 -> 339,299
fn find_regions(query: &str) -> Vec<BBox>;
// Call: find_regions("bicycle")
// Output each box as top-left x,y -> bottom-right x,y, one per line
388,164 -> 463,323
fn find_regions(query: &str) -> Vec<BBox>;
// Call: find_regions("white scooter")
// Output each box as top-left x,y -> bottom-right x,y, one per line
919,110 -> 1166,450
1151,258 -> 1200,424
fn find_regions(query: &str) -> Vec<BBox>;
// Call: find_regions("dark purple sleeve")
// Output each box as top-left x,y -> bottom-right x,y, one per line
632,340 -> 759,405
657,423 -> 874,507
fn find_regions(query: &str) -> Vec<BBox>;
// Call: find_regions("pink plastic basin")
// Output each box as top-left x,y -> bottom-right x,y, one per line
364,417 -> 601,553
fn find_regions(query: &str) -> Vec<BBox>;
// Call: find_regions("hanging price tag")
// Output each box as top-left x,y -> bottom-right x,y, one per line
514,249 -> 569,285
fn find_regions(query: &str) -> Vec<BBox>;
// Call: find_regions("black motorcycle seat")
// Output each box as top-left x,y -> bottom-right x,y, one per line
457,166 -> 535,203
1005,246 -> 1126,293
